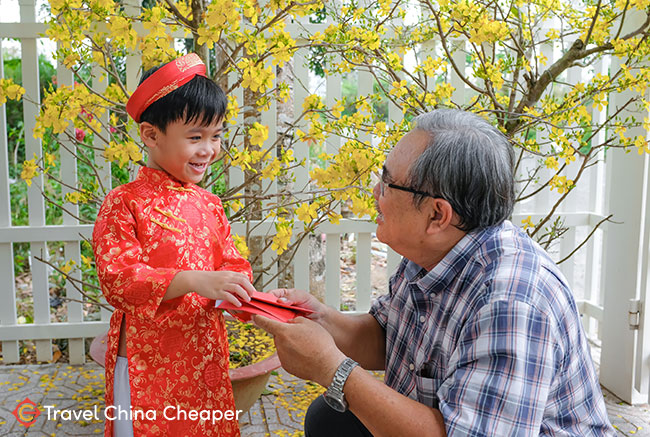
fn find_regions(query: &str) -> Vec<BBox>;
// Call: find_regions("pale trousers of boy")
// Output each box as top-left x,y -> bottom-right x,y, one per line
113,356 -> 134,437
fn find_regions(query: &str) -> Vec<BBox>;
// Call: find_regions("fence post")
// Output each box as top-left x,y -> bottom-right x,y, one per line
20,0 -> 54,362
261,56 -> 278,290
291,43 -> 310,292
57,47 -> 85,364
0,39 -> 19,363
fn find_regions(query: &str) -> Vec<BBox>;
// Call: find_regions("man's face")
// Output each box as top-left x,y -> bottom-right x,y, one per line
373,129 -> 432,255
145,118 -> 224,184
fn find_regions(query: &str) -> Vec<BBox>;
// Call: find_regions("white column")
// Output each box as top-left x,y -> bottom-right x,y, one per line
599,12 -> 649,402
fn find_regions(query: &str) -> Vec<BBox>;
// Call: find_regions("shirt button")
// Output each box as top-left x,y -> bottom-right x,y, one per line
419,316 -> 426,323
409,363 -> 415,371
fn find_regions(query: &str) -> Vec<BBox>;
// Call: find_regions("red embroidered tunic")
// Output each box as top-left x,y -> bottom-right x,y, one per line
92,167 -> 251,437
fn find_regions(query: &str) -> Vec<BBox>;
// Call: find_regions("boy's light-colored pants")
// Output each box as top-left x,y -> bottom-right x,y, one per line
113,356 -> 134,437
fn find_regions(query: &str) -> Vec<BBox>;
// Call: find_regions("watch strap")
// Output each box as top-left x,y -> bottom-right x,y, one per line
329,357 -> 359,394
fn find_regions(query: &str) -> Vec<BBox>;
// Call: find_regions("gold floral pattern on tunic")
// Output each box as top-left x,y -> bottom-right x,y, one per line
93,167 -> 252,437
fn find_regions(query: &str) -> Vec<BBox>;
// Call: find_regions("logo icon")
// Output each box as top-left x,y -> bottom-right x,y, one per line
12,397 -> 41,427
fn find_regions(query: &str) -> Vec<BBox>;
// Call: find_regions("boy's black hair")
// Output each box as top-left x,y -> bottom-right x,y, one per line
138,62 -> 227,132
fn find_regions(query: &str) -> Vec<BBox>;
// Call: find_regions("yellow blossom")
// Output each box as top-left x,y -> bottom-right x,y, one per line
549,175 -> 574,194
228,199 -> 244,213
389,80 -> 408,98
226,95 -> 239,125
303,94 -> 325,112
544,156 -> 559,171
81,254 -> 93,269
328,211 -> 342,225
281,149 -> 295,164
21,157 -> 39,186
44,153 -> 56,171
107,16 -> 137,50
278,84 -> 291,103
538,53 -> 548,66
271,218 -> 293,255
272,41 -> 294,67
261,158 -> 282,180
559,147 -> 576,165
635,135 -> 650,155
545,29 -> 560,40
60,260 -> 77,275
232,235 -> 250,258
64,191 -> 90,204
296,202 -> 318,223
521,216 -> 535,229
0,78 -> 26,105
104,141 -> 142,168
249,123 -> 269,147
331,100 -> 344,119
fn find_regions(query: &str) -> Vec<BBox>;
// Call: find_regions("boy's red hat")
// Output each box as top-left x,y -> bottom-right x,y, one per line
126,53 -> 207,123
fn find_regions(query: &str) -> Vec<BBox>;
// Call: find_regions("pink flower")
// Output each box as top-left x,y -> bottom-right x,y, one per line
75,128 -> 85,142
80,108 -> 94,121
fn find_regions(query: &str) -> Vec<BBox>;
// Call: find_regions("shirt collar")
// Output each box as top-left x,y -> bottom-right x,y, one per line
137,166 -> 195,191
404,222 -> 507,294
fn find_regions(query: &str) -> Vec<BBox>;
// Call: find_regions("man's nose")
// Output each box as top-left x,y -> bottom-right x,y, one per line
372,181 -> 380,199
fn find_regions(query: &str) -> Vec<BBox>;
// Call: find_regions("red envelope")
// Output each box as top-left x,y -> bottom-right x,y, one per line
217,291 -> 314,323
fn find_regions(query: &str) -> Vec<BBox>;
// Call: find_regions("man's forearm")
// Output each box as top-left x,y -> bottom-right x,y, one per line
318,307 -> 386,370
344,367 -> 447,437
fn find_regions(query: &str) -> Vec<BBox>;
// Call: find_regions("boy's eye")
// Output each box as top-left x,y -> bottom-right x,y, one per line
190,136 -> 201,140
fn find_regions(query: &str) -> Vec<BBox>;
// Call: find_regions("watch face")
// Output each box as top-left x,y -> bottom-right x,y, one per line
323,392 -> 347,413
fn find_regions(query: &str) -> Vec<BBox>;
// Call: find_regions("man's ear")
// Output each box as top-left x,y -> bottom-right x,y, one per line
426,198 -> 456,234
139,122 -> 158,149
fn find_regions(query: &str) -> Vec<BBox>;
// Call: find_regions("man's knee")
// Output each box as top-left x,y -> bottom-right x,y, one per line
304,395 -> 372,437
305,395 -> 331,437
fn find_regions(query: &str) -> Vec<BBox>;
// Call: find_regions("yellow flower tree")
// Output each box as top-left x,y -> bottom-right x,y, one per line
9,0 -> 650,289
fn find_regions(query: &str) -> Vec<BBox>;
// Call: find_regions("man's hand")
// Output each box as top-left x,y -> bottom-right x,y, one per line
267,288 -> 386,371
255,316 -> 446,437
253,315 -> 346,387
165,270 -> 256,305
267,288 -> 327,321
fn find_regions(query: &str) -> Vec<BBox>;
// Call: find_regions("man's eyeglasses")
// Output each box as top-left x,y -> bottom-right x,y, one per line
375,171 -> 440,199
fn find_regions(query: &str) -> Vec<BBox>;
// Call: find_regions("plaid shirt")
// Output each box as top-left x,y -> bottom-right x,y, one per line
370,221 -> 614,436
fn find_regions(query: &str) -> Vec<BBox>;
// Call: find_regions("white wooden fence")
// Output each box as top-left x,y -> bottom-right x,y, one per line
0,1 -> 404,366
1,0 -> 648,405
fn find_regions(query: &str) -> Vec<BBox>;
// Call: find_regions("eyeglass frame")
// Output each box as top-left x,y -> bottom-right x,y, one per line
375,170 -> 442,199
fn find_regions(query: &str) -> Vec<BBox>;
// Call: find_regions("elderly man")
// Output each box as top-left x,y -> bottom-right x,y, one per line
254,109 -> 613,436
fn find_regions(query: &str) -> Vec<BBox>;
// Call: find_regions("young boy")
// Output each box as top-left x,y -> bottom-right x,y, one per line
93,53 -> 255,437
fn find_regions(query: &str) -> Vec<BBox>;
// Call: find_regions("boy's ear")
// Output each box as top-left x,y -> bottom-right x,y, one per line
139,122 -> 158,149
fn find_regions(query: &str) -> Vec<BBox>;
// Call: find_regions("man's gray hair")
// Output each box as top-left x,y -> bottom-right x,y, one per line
408,109 -> 515,232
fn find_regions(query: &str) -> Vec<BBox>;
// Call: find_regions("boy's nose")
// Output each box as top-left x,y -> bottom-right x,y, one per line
197,142 -> 212,157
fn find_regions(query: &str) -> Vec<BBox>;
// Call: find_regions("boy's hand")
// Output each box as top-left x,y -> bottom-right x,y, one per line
168,270 -> 255,306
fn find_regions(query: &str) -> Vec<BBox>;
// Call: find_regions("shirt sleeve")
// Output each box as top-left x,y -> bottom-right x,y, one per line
213,197 -> 253,281
369,258 -> 408,329
369,293 -> 391,330
438,299 -> 560,436
92,190 -> 181,321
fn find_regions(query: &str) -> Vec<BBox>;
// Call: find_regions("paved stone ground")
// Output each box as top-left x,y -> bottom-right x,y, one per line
1,353 -> 650,436
0,362 -> 321,437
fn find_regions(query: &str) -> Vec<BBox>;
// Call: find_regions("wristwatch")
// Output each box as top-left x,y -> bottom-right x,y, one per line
323,357 -> 359,412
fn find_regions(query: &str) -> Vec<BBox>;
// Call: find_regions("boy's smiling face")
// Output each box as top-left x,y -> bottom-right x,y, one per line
140,118 -> 224,184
